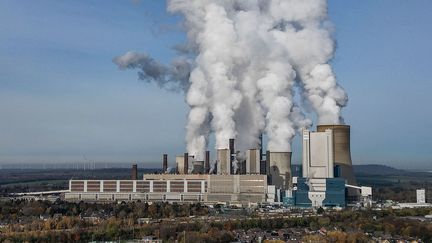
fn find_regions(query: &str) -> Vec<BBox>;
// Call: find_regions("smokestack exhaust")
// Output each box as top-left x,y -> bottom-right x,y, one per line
163,154 -> 168,173
114,1 -> 347,161
184,153 -> 189,174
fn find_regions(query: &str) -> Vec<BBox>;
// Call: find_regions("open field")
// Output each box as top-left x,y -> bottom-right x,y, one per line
0,168 -> 159,194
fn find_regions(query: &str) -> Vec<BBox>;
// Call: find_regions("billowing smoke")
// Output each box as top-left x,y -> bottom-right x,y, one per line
232,157 -> 239,175
113,51 -> 191,92
209,160 -> 216,174
114,0 -> 347,158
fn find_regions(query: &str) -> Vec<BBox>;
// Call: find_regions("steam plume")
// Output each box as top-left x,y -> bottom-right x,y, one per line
114,0 -> 347,158
113,51 -> 191,92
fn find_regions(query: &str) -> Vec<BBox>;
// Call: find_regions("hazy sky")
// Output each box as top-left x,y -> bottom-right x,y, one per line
1,1 -> 431,169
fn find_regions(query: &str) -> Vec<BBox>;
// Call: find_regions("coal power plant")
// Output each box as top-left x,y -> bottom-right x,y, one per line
68,0 -> 374,208
65,124 -> 372,208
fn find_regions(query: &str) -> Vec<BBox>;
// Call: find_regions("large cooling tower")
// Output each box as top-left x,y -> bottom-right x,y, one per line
176,156 -> 184,174
246,149 -> 260,174
217,149 -> 230,175
317,125 -> 358,197
268,152 -> 292,190
176,154 -> 194,174
192,160 -> 204,174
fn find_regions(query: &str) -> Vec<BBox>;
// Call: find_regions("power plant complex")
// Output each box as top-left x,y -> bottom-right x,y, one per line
65,124 -> 372,208
97,0 -> 370,208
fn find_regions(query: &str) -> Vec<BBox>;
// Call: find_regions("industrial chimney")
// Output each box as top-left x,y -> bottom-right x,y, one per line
317,124 -> 358,197
184,153 -> 189,174
229,139 -> 235,174
131,164 -> 138,180
205,150 -> 210,174
163,154 -> 168,173
259,133 -> 263,161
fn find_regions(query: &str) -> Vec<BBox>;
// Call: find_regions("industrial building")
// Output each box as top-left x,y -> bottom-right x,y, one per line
65,124 -> 371,208
417,189 -> 426,204
65,174 -> 268,205
284,125 -> 371,208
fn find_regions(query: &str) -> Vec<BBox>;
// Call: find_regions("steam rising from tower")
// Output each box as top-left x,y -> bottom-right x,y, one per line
113,0 -> 347,158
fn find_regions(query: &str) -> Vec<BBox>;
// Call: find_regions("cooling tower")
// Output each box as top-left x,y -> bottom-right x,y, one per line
217,149 -> 230,175
175,156 -> 184,174
268,152 -> 292,190
246,149 -> 260,174
317,124 -> 358,197
192,160 -> 204,174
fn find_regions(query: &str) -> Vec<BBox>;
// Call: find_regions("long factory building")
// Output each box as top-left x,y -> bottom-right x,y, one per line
66,174 -> 268,205
65,125 -> 371,207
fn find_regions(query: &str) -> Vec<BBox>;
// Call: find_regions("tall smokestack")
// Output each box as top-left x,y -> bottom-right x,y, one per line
184,153 -> 189,175
317,124 -> 358,197
131,164 -> 138,180
259,134 -> 263,161
205,150 -> 210,174
229,139 -> 235,174
163,154 -> 168,173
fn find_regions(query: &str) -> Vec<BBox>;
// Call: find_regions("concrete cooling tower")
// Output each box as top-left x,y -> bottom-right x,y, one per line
267,151 -> 292,190
217,149 -> 230,175
317,125 -> 358,197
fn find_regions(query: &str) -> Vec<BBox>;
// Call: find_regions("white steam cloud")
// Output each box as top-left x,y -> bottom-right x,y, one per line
113,51 -> 191,92
114,0 -> 347,159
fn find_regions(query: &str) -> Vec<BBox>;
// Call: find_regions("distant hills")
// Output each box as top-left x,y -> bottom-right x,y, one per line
353,164 -> 408,176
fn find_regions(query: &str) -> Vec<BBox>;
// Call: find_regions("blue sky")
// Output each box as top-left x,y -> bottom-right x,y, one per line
0,0 -> 431,169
